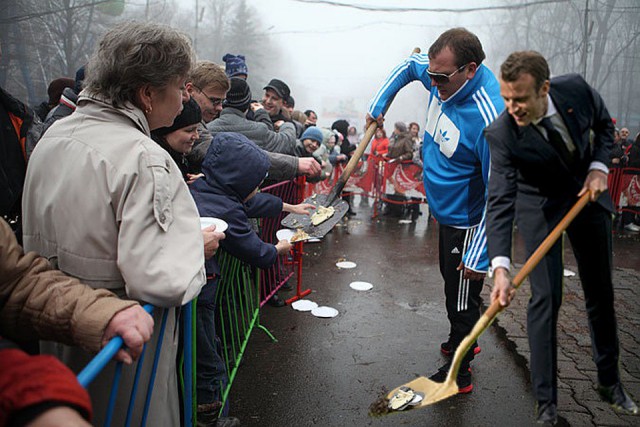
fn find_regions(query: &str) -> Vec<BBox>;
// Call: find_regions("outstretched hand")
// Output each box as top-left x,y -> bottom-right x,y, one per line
291,203 -> 316,216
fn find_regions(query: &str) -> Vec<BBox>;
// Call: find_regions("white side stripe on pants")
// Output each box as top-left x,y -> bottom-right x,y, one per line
457,227 -> 476,312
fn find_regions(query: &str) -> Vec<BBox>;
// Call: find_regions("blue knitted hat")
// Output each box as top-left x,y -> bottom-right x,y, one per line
222,53 -> 248,78
301,126 -> 324,144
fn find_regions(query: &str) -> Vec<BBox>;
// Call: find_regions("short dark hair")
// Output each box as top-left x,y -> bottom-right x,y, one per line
500,51 -> 550,91
428,28 -> 485,67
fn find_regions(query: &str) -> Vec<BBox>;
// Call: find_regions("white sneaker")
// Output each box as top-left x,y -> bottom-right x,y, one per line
624,223 -> 640,232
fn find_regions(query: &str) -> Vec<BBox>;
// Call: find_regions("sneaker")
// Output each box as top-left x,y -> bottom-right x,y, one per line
440,341 -> 481,357
598,382 -> 639,415
535,401 -> 557,425
428,363 -> 473,394
624,223 -> 640,232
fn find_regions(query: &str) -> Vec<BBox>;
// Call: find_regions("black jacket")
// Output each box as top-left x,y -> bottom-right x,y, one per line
485,73 -> 614,260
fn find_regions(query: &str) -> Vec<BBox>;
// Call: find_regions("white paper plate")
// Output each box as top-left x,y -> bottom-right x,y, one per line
350,281 -> 373,291
398,219 -> 412,224
306,237 -> 322,243
563,269 -> 576,277
276,228 -> 295,242
311,306 -> 339,318
200,217 -> 228,232
291,299 -> 318,312
336,261 -> 357,269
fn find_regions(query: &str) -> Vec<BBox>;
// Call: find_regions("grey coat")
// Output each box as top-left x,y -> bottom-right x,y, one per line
207,108 -> 297,156
188,120 -> 298,182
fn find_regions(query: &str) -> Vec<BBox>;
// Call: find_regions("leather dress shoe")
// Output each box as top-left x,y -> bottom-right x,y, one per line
536,402 -> 557,425
598,382 -> 639,415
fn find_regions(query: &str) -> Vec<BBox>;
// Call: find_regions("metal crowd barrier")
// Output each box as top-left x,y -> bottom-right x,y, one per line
76,177 -> 313,425
77,304 -> 195,427
258,178 -> 307,306
608,166 -> 640,213
214,248 -> 276,411
304,157 -> 427,219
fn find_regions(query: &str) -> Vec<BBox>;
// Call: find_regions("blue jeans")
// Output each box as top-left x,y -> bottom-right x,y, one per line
196,279 -> 228,410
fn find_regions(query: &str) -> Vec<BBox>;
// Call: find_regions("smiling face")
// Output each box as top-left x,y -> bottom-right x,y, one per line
262,88 -> 283,116
187,82 -> 227,123
500,72 -> 549,127
302,138 -> 320,153
428,47 -> 476,101
165,123 -> 199,154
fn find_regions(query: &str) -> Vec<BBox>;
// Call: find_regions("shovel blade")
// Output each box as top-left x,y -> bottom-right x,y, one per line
387,376 -> 458,409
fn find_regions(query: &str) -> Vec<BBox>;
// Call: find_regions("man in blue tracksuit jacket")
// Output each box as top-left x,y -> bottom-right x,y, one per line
367,28 -> 504,393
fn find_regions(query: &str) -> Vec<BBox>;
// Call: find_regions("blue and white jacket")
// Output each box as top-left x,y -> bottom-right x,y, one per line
367,53 -> 504,272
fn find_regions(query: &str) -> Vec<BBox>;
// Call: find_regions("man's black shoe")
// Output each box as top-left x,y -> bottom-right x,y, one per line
428,363 -> 473,394
536,402 -> 557,425
598,382 -> 638,414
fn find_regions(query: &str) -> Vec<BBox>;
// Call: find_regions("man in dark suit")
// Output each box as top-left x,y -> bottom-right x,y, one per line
484,51 -> 637,424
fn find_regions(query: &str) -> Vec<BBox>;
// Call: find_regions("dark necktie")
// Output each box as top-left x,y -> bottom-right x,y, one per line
538,117 -> 574,168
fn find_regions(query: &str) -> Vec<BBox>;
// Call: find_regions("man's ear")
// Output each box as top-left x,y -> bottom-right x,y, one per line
466,62 -> 478,81
539,80 -> 551,97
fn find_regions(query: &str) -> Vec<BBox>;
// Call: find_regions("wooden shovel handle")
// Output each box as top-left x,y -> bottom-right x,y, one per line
325,47 -> 422,206
484,191 -> 591,319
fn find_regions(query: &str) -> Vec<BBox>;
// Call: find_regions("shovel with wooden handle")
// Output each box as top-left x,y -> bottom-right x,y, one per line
379,191 -> 592,412
281,47 -> 423,237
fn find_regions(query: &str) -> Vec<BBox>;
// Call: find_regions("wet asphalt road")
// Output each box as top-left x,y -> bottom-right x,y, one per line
229,199 -> 639,427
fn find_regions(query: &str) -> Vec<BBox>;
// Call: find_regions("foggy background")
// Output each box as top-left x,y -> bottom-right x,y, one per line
1,0 -> 638,135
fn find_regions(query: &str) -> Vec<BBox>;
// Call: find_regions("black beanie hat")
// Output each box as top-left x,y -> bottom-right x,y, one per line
154,97 -> 202,136
223,77 -> 252,112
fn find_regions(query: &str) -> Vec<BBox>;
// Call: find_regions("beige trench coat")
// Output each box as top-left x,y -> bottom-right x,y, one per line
22,93 -> 206,426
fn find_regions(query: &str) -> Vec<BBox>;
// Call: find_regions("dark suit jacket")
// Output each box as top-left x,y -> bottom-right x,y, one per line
485,73 -> 614,261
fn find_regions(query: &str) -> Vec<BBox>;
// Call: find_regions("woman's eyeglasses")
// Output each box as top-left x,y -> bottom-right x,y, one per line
426,63 -> 469,84
193,84 -> 225,106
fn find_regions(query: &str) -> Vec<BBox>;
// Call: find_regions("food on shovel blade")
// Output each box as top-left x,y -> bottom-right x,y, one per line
388,387 -> 415,411
290,228 -> 310,242
310,205 -> 335,226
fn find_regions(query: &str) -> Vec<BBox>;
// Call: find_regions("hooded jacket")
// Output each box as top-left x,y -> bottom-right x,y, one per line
190,133 -> 283,274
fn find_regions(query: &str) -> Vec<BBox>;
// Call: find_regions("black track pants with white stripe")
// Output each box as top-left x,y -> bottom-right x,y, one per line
438,223 -> 483,365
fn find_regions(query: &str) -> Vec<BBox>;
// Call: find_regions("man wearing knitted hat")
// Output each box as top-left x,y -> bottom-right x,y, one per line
207,77 -> 297,156
222,53 -> 248,79
186,64 -> 320,182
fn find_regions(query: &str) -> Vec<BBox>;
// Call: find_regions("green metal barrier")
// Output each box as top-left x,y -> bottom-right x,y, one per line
208,249 -> 277,414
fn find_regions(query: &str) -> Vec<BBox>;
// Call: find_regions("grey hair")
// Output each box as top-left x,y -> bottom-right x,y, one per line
84,21 -> 195,108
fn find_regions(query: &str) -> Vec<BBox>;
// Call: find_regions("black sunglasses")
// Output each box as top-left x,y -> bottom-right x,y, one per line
193,84 -> 225,106
426,63 -> 469,84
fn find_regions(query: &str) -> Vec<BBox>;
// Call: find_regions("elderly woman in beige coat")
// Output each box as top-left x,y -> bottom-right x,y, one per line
22,22 -> 221,426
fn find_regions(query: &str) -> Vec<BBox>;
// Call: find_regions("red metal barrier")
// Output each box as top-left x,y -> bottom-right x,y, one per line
258,178 -> 308,307
610,166 -> 640,214
305,158 -> 426,219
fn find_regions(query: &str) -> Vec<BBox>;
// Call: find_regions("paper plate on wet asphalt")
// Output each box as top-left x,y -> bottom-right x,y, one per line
276,228 -> 295,242
350,281 -> 373,291
291,299 -> 318,312
336,261 -> 357,269
311,306 -> 339,318
200,217 -> 228,232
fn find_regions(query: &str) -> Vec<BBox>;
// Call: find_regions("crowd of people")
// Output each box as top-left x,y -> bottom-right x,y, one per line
1,20 -> 638,427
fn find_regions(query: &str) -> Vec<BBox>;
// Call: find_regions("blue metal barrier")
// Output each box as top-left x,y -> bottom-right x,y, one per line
77,303 -> 195,427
